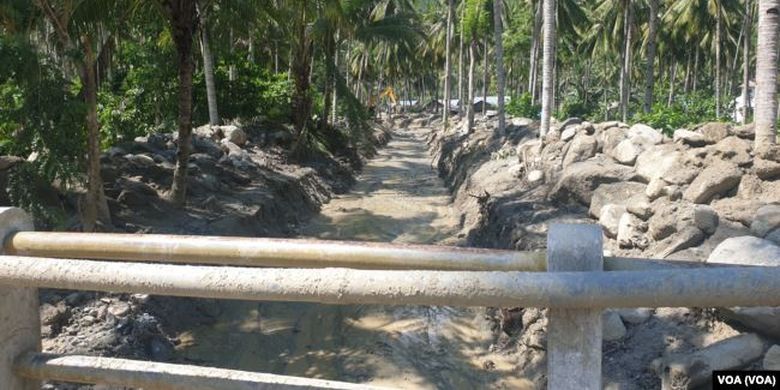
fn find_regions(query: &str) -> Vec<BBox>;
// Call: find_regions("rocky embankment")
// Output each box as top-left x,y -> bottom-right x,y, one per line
426,113 -> 780,388
0,118 -> 390,389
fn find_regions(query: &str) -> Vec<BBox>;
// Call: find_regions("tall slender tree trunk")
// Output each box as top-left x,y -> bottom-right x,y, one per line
743,2 -> 754,124
684,50 -> 692,94
467,37 -> 477,131
667,61 -> 677,106
331,31 -> 339,125
619,1 -> 633,123
166,0 -> 197,207
482,36 -> 488,116
443,0 -> 453,126
540,0 -> 556,138
715,2 -> 722,119
493,0 -> 506,133
529,0 -> 543,100
644,0 -> 658,113
693,47 -> 700,92
754,0 -> 779,150
81,39 -> 111,231
291,6 -> 313,142
458,18 -> 465,117
199,15 -> 220,125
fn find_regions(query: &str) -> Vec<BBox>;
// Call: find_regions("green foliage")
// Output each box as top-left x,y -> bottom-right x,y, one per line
462,0 -> 490,37
193,52 -> 293,124
506,93 -> 540,120
632,92 -> 720,135
556,97 -> 600,120
0,36 -> 84,226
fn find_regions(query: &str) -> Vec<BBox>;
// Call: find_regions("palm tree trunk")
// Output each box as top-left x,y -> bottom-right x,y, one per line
667,61 -> 677,106
754,0 -> 779,150
540,0 -> 556,138
644,0 -> 658,113
684,50 -> 692,94
619,1 -> 633,123
493,0 -> 506,133
331,31 -> 339,126
443,0 -> 453,125
715,2 -> 722,119
529,0 -> 542,99
81,39 -> 111,231
693,47 -> 700,92
482,36 -> 488,116
743,2 -> 754,124
458,18 -> 465,117
167,0 -> 197,207
467,36 -> 477,131
199,17 -> 220,125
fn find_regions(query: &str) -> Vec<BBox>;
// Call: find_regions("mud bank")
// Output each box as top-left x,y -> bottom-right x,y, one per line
30,118 -> 391,389
427,113 -> 779,389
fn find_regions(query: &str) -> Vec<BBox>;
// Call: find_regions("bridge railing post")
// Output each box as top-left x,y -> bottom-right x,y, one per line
546,224 -> 604,390
0,208 -> 40,389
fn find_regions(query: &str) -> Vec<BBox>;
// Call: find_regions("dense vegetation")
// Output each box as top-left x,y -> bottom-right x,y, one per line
0,0 -> 777,229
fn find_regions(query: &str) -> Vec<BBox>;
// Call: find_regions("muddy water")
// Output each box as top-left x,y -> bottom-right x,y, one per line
174,126 -> 530,389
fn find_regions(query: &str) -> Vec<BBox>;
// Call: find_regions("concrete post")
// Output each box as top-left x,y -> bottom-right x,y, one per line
0,208 -> 39,389
546,224 -> 603,390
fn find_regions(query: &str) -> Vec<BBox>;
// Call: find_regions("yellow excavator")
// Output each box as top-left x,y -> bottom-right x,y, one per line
368,86 -> 398,114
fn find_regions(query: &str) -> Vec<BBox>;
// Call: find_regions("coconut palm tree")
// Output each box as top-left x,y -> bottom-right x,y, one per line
493,0 -> 506,133
643,0 -> 658,113
540,0 -> 555,137
443,0 -> 454,125
754,0 -> 779,150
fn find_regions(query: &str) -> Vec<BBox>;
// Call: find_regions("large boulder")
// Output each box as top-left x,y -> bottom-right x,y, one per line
550,158 -> 638,205
673,129 -> 707,147
562,134 -> 598,167
635,144 -> 683,182
683,163 -> 741,204
732,123 -> 755,140
617,212 -> 648,249
599,204 -> 627,238
628,123 -> 663,145
707,236 -> 780,266
755,158 -> 780,180
711,136 -> 752,167
751,204 -> 780,238
611,139 -> 643,165
601,127 -> 627,157
589,182 -> 647,218
697,122 -> 731,144
221,125 -> 248,146
711,198 -> 766,227
707,237 -> 780,339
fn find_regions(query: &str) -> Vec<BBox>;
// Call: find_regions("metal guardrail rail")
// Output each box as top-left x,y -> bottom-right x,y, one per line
0,207 -> 776,389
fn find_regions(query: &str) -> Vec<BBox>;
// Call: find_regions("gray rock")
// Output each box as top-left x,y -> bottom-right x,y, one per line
658,226 -> 705,258
627,123 -> 663,145
648,200 -> 679,240
692,204 -> 719,235
221,125 -> 248,146
560,127 -> 577,142
550,158 -> 638,205
698,122 -> 731,144
732,123 -> 755,140
601,127 -> 627,157
764,345 -> 780,370
751,204 -> 780,238
755,158 -> 780,180
562,134 -> 598,167
616,308 -> 653,324
645,178 -> 667,201
599,204 -> 627,238
683,163 -> 742,204
589,182 -> 647,218
603,311 -> 627,341
617,212 -> 648,249
673,129 -> 707,147
708,236 -> 780,266
526,169 -> 544,185
657,333 -> 765,389
635,144 -> 683,182
765,229 -> 780,246
611,138 -> 643,165
557,117 -> 582,132
712,136 -> 752,166
627,197 -> 653,220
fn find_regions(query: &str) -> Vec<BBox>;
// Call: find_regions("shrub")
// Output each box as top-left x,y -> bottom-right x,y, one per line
506,92 -> 540,119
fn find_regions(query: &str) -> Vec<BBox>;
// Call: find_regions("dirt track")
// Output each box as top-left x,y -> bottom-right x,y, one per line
173,124 -> 531,389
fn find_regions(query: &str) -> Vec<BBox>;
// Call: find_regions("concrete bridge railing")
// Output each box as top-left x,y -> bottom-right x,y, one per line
0,207 -> 776,389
